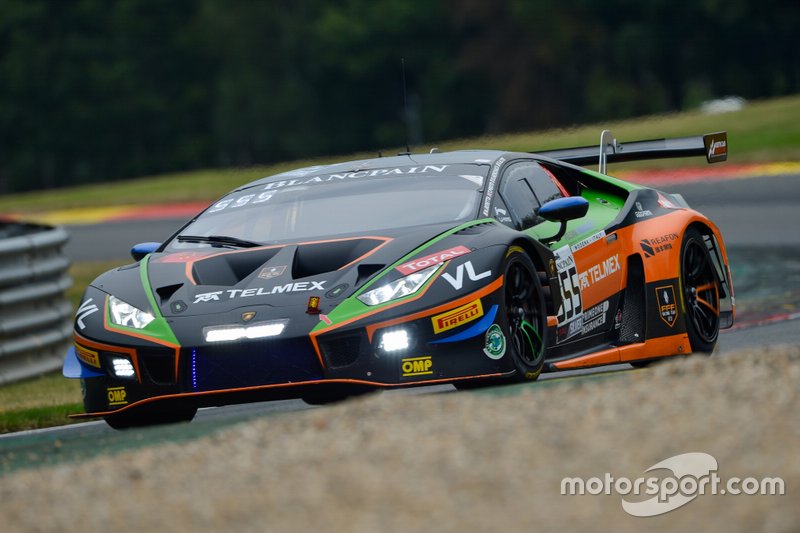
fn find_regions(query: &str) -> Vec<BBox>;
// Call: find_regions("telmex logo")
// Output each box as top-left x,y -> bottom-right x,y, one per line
401,356 -> 433,377
432,299 -> 484,334
396,246 -> 471,275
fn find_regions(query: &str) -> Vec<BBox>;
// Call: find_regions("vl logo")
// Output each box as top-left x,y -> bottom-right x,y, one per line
442,261 -> 491,290
76,298 -> 99,330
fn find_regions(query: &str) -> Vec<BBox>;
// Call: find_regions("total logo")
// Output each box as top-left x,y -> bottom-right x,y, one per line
194,281 -> 326,304
396,246 -> 471,275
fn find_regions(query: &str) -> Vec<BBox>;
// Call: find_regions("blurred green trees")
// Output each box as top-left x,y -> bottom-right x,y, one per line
0,0 -> 796,192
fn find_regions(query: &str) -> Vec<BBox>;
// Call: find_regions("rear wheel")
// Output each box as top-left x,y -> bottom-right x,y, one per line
502,248 -> 547,381
680,228 -> 721,353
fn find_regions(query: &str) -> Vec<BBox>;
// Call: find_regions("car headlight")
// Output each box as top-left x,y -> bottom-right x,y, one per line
357,264 -> 440,306
108,295 -> 155,329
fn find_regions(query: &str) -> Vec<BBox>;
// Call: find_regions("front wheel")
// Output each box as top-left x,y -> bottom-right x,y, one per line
104,405 -> 197,430
680,227 -> 721,353
501,247 -> 547,381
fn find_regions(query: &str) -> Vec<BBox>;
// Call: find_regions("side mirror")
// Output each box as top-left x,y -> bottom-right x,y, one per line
539,197 -> 589,244
131,242 -> 161,261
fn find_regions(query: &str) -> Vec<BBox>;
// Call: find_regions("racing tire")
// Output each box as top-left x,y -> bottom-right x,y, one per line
501,247 -> 548,382
104,405 -> 197,430
454,248 -> 547,390
680,227 -> 721,353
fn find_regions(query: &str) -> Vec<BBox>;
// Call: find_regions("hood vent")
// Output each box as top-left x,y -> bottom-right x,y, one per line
155,283 -> 183,304
192,247 -> 281,286
188,237 -> 389,286
291,238 -> 386,279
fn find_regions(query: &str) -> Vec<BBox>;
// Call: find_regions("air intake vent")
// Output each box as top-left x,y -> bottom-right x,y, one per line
291,238 -> 387,279
320,333 -> 366,368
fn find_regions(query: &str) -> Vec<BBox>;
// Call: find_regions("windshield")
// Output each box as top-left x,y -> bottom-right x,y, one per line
166,168 -> 485,249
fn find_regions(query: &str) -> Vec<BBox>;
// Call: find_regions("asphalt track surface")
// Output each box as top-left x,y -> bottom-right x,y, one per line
4,172 -> 797,456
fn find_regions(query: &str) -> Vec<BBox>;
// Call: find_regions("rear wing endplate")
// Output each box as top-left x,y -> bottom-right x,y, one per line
535,131 -> 728,174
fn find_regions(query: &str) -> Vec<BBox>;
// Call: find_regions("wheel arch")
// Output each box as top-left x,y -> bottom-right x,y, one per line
508,237 -> 556,317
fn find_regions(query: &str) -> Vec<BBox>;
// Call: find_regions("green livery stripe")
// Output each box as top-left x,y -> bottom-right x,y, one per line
139,255 -> 162,318
104,254 -> 181,346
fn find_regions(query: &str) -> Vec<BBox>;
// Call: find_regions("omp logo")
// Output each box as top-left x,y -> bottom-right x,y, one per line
431,300 -> 484,334
442,261 -> 491,290
76,298 -> 99,330
401,356 -> 433,377
107,387 -> 128,406
75,344 -> 100,368
396,246 -> 470,275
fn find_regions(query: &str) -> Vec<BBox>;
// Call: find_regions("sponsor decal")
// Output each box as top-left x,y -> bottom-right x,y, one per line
396,246 -> 470,275
208,191 -> 274,213
634,201 -> 654,219
193,281 -> 326,304
107,386 -> 128,407
614,309 -> 623,329
656,285 -> 678,327
482,157 -> 505,216
431,299 -> 484,334
75,344 -> 100,368
401,356 -> 433,377
579,254 -> 620,290
704,135 -> 728,162
581,300 -> 609,335
76,298 -> 99,330
548,258 -> 556,277
262,165 -> 450,192
483,324 -> 506,359
553,246 -> 583,328
258,265 -> 286,280
241,311 -> 256,322
571,230 -> 607,252
441,261 -> 492,290
640,233 -> 679,258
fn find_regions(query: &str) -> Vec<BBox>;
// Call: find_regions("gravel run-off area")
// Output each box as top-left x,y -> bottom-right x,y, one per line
1,346 -> 798,532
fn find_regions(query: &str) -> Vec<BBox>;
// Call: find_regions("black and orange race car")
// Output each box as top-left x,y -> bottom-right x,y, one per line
63,130 -> 734,428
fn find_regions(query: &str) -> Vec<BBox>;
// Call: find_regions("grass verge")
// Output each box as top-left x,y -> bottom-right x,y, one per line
0,260 -> 123,433
2,94 -> 799,214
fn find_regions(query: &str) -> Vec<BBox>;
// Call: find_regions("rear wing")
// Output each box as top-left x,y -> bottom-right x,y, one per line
534,130 -> 728,174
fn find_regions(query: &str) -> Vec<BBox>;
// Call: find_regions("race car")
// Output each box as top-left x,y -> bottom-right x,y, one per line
63,130 -> 734,428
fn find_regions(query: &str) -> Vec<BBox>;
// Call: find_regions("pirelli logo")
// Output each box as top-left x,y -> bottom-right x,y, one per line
75,344 -> 100,368
431,299 -> 484,334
